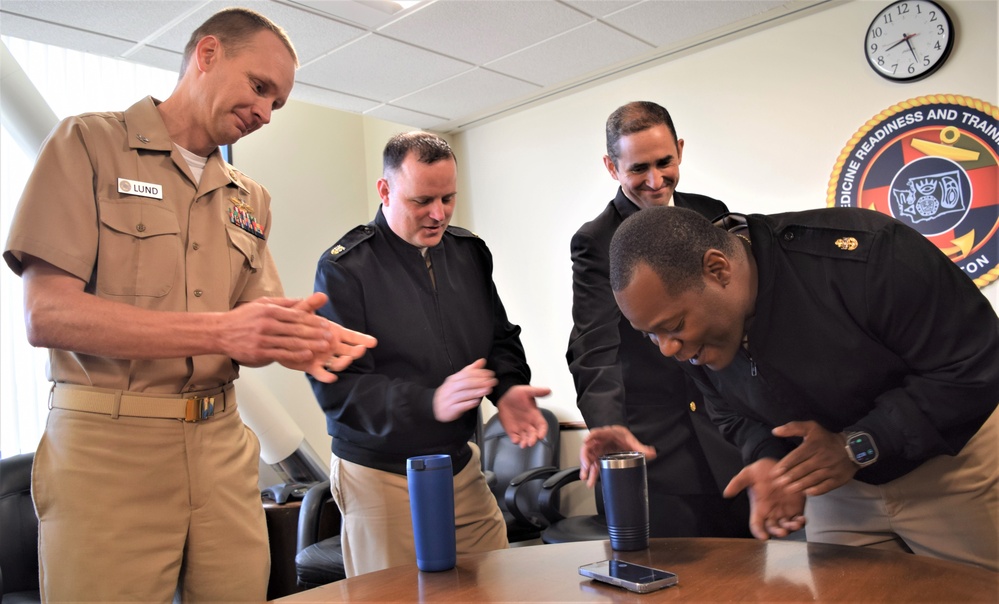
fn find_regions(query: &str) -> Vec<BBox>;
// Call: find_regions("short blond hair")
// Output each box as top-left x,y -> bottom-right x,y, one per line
180,7 -> 298,75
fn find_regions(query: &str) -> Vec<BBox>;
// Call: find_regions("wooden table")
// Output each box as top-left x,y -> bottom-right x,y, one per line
274,538 -> 997,602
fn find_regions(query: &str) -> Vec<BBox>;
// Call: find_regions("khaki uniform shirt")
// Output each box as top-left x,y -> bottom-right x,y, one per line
4,96 -> 283,394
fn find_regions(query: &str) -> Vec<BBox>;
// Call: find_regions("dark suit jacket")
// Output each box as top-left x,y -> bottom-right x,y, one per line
310,207 -> 530,476
689,210 -> 999,485
567,189 -> 745,534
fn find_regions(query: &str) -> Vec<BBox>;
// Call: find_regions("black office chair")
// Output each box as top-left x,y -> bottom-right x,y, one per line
536,466 -> 608,544
0,452 -> 41,604
294,480 -> 346,589
480,407 -> 560,543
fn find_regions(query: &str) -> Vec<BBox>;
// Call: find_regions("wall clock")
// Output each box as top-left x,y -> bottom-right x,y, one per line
865,0 -> 954,82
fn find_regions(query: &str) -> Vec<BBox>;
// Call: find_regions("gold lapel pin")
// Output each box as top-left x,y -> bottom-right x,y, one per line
230,197 -> 253,213
835,237 -> 859,251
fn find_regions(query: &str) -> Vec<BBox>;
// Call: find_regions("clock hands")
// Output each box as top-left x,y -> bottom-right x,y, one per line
884,32 -> 919,53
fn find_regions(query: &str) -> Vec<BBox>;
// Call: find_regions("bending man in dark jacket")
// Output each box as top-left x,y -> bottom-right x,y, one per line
609,206 -> 998,570
310,132 -> 550,576
570,101 -> 748,537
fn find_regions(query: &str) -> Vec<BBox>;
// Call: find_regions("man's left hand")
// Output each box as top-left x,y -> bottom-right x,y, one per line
771,420 -> 858,496
496,385 -> 552,448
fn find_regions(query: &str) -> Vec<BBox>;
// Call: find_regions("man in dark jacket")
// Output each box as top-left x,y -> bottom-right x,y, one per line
570,101 -> 749,537
609,206 -> 998,570
310,132 -> 550,576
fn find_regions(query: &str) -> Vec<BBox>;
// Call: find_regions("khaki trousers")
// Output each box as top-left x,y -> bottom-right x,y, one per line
33,402 -> 269,602
806,409 -> 998,571
330,443 -> 508,577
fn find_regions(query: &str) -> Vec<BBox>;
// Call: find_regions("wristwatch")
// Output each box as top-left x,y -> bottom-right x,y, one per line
845,432 -> 879,467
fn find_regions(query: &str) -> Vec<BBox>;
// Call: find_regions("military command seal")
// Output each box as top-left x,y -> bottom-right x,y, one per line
828,95 -> 999,288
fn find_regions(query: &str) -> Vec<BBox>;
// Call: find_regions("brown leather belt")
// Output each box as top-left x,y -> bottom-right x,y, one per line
49,383 -> 234,422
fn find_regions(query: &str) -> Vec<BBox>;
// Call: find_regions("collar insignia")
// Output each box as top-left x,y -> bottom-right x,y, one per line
835,237 -> 859,251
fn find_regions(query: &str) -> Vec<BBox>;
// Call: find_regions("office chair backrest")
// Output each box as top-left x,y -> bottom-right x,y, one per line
295,480 -> 346,588
0,452 -> 41,602
480,407 -> 560,541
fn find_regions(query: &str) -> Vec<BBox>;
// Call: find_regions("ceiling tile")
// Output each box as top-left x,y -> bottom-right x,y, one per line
365,104 -> 445,130
0,1 -> 200,45
126,46 -> 184,74
1,0 -> 834,132
0,12 -> 136,57
142,0 -> 365,64
561,0 -> 643,19
290,82 -> 383,113
296,34 -> 471,101
288,0 -> 405,29
391,68 -> 540,121
488,21 -> 652,86
605,0 -> 787,48
379,0 -> 591,65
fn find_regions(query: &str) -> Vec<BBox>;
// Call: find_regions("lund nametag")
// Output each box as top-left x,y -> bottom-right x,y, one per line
118,178 -> 163,200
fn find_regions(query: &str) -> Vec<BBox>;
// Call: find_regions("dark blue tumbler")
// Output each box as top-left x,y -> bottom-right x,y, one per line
599,451 -> 649,551
406,454 -> 456,572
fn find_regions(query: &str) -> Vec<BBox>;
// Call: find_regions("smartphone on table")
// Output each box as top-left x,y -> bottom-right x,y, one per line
578,559 -> 678,594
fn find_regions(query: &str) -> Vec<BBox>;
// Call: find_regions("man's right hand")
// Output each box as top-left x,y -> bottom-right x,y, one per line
221,293 -> 336,366
433,358 -> 497,422
723,458 -> 806,540
579,425 -> 657,488
282,293 -> 377,383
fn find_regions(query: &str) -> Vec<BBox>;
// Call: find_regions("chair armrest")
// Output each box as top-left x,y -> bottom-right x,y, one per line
503,466 -> 559,528
296,480 -> 336,553
538,466 -> 585,525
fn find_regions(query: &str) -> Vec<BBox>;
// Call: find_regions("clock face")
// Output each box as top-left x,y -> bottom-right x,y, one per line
865,0 -> 954,82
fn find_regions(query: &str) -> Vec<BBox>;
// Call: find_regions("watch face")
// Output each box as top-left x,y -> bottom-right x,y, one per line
865,0 -> 954,82
847,433 -> 878,466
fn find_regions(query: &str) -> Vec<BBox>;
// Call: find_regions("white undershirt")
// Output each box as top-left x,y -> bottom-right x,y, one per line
175,144 -> 209,185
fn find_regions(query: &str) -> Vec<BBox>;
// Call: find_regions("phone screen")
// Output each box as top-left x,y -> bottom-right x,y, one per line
579,560 -> 678,593
605,560 -> 674,582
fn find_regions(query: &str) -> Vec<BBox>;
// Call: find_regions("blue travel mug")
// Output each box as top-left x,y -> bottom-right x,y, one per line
407,454 -> 456,572
600,451 -> 649,551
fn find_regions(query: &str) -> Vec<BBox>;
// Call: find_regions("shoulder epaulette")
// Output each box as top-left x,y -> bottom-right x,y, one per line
446,225 -> 480,239
326,224 -> 375,260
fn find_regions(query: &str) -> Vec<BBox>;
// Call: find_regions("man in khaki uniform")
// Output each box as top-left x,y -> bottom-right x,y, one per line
3,8 -> 374,601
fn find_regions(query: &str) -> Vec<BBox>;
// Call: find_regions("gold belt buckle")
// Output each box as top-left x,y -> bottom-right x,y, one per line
185,396 -> 216,422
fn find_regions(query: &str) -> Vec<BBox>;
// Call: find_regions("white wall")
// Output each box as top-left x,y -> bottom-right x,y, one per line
235,0 -> 998,482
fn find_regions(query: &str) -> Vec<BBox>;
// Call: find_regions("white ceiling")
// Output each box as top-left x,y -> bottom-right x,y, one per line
0,0 -> 835,132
